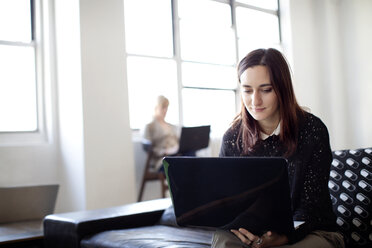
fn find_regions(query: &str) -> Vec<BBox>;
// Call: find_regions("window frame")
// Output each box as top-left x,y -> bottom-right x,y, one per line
0,0 -> 52,146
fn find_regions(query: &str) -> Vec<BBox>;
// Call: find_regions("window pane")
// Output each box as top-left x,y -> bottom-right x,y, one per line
182,88 -> 236,137
124,0 -> 173,57
236,0 -> 278,11
0,0 -> 32,42
182,62 -> 237,90
127,56 -> 179,129
236,7 -> 280,56
238,41 -> 282,61
179,0 -> 235,65
0,45 -> 37,131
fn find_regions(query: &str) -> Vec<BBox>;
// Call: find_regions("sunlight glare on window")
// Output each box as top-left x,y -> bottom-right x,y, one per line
0,45 -> 37,131
182,88 -> 236,137
182,62 -> 237,90
126,56 -> 179,129
236,7 -> 280,58
178,0 -> 235,65
0,0 -> 32,42
124,0 -> 173,57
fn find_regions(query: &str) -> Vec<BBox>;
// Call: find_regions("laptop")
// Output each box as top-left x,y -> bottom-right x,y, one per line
177,125 -> 210,154
0,184 -> 59,223
163,157 -> 294,236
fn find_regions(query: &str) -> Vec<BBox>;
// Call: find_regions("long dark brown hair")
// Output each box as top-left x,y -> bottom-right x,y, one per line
232,48 -> 304,157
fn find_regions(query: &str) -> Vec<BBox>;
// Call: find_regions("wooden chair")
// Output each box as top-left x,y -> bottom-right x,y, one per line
137,145 -> 168,202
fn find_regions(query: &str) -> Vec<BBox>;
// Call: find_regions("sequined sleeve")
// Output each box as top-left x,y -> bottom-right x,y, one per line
291,114 -> 337,242
219,124 -> 241,157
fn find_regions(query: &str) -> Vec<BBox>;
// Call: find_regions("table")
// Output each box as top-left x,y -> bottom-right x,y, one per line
0,220 -> 44,247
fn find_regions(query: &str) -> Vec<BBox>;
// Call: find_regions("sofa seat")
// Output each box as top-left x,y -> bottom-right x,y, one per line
81,225 -> 214,248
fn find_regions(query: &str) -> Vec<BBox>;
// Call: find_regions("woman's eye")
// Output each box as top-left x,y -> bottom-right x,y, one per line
262,88 -> 272,93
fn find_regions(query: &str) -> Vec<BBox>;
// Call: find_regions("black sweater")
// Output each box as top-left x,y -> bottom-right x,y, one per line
219,112 -> 338,243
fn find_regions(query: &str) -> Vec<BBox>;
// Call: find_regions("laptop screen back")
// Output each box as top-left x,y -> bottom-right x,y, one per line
177,125 -> 210,154
163,157 -> 294,236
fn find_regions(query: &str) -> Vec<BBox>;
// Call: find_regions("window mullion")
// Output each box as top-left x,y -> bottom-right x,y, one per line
172,0 -> 183,126
0,40 -> 35,47
234,1 -> 278,15
30,0 -> 35,41
183,86 -> 237,91
231,0 -> 241,114
277,0 -> 282,43
231,0 -> 239,66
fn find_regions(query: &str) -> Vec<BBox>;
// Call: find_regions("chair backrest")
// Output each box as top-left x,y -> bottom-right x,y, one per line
329,147 -> 372,248
137,141 -> 168,202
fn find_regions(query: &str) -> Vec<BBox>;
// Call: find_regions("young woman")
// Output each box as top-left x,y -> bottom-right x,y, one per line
212,48 -> 344,248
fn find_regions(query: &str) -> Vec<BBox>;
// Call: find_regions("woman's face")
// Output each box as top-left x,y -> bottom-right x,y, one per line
155,102 -> 169,119
240,65 -> 280,127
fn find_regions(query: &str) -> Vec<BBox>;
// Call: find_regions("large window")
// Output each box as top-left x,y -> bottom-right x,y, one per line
124,0 -> 280,136
0,0 -> 38,132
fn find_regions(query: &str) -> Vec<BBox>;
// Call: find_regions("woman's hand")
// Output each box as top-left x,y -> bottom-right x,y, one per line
230,228 -> 288,248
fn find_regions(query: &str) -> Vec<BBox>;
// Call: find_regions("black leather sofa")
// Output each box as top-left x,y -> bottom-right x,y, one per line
44,147 -> 371,248
43,198 -> 213,248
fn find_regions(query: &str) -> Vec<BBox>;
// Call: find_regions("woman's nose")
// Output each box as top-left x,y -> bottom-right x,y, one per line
252,92 -> 262,106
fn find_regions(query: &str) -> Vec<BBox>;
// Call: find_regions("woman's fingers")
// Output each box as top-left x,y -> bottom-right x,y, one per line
231,229 -> 252,245
231,229 -> 289,248
231,228 -> 262,246
238,228 -> 257,241
265,231 -> 273,237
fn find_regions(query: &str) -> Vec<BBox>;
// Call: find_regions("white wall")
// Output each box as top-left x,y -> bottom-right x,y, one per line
79,0 -> 136,209
54,0 -> 137,210
339,0 -> 372,149
287,0 -> 372,150
57,0 -> 137,210
53,0 -> 86,211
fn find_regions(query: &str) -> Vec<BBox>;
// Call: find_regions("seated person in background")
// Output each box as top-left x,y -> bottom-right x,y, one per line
142,95 -> 180,171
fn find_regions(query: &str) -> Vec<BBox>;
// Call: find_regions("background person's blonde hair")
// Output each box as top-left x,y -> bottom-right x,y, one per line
156,95 -> 169,109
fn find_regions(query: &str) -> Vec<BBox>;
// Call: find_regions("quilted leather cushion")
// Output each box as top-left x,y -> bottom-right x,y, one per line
80,225 -> 214,248
329,148 -> 372,247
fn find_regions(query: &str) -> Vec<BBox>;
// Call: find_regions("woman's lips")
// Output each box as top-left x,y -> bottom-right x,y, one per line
252,107 -> 265,112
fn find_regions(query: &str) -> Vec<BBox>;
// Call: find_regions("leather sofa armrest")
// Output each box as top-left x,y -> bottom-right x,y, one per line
43,198 -> 172,248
